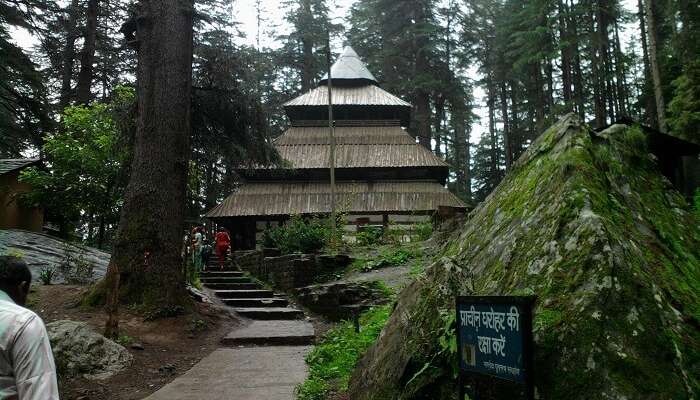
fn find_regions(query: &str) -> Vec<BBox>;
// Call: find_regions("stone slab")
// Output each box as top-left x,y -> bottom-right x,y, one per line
145,346 -> 312,400
234,307 -> 304,320
222,320 -> 315,346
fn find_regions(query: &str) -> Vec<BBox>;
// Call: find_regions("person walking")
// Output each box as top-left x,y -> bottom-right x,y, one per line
0,256 -> 59,400
215,227 -> 231,270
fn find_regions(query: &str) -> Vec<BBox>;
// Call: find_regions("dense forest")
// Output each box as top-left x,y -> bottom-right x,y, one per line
1,0 -> 699,247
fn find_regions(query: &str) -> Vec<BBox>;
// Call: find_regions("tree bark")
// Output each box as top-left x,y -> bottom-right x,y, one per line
300,0 -> 314,92
642,0 -> 667,131
104,0 -> 194,335
59,0 -> 80,110
76,0 -> 99,104
558,0 -> 573,109
637,0 -> 656,125
499,80 -> 512,169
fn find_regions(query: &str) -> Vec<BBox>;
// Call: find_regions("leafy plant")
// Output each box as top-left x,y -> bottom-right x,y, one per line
295,304 -> 392,400
57,244 -> 94,285
260,215 -> 335,254
694,188 -> 700,220
2,248 -> 24,258
355,226 -> 383,246
360,247 -> 420,272
117,335 -> 133,346
413,220 -> 433,241
39,266 -> 56,285
188,318 -> 208,333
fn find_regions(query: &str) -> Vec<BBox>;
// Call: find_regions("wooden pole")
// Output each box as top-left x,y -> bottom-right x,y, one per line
326,36 -> 337,246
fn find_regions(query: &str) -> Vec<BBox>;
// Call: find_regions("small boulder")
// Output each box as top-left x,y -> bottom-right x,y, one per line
47,320 -> 133,380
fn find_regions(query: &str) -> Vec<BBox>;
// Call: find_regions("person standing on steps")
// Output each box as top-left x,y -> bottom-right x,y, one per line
192,226 -> 204,272
0,256 -> 59,400
215,227 -> 231,270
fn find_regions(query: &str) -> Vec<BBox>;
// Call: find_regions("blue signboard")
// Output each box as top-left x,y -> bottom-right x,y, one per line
456,296 -> 535,388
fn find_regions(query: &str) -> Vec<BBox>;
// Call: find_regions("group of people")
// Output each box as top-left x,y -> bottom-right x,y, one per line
186,225 -> 232,271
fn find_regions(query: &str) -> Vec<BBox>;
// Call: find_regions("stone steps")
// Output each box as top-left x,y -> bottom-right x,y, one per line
221,321 -> 315,346
214,289 -> 274,299
222,297 -> 289,308
200,270 -> 245,278
204,282 -> 261,290
233,307 -> 305,320
200,266 -> 313,345
200,276 -> 251,284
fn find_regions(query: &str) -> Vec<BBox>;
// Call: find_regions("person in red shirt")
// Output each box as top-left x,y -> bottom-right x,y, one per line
214,227 -> 231,269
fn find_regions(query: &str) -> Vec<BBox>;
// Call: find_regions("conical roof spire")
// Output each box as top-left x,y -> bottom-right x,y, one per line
319,46 -> 377,85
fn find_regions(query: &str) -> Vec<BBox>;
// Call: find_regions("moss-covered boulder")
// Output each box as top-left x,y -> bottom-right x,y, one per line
348,115 -> 700,399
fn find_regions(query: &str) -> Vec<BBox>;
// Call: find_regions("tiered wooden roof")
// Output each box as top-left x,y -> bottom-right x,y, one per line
206,47 -> 465,219
206,181 -> 463,217
0,159 -> 40,176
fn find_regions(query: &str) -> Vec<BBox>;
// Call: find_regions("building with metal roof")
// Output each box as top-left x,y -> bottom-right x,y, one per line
206,47 -> 465,249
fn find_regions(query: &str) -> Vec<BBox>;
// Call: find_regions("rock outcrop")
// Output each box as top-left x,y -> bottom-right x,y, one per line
295,281 -> 389,320
349,115 -> 700,399
47,320 -> 133,380
0,229 -> 109,282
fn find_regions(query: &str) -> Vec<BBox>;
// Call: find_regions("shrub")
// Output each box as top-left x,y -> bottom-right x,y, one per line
360,247 -> 420,272
295,304 -> 392,400
261,215 -> 333,254
355,226 -> 383,246
413,220 -> 433,241
694,188 -> 700,219
39,266 -> 56,285
57,244 -> 94,285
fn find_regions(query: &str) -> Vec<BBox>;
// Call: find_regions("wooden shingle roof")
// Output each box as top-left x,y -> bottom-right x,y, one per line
206,180 -> 464,218
270,126 -> 447,169
283,85 -> 411,108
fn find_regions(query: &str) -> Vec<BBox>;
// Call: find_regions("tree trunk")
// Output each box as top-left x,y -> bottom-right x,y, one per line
558,0 -> 573,109
642,0 -> 667,132
637,0 -> 656,125
76,0 -> 99,104
499,80 -> 512,169
569,0 -> 585,119
59,0 -> 80,111
104,0 -> 194,335
300,0 -> 314,92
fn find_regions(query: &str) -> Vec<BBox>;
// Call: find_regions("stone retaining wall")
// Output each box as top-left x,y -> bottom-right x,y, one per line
232,250 -> 320,291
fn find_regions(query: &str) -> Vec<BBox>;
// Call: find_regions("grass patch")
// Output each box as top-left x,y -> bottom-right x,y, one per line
355,246 -> 422,273
295,304 -> 393,400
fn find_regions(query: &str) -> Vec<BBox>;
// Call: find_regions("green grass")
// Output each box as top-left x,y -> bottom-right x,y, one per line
295,304 -> 393,400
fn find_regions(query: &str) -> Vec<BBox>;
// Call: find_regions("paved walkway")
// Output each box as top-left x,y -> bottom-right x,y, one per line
145,346 -> 312,400
145,263 -> 315,400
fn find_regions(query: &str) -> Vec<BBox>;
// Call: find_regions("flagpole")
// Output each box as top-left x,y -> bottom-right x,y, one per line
326,36 -> 336,246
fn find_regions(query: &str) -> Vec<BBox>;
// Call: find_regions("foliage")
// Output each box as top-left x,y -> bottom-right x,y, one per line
39,266 -> 56,285
413,220 -> 433,241
355,226 -> 383,246
295,304 -> 393,400
19,86 -> 135,244
261,215 -> 335,254
668,61 -> 700,142
2,248 -> 24,259
694,188 -> 700,220
116,335 -> 133,346
57,244 -> 94,285
359,247 -> 420,273
188,318 -> 208,333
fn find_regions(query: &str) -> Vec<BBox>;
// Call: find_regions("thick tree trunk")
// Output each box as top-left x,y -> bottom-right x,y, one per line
558,0 -> 573,109
59,0 -> 80,110
637,0 -> 656,125
642,0 -> 667,131
76,0 -> 99,104
104,0 -> 193,335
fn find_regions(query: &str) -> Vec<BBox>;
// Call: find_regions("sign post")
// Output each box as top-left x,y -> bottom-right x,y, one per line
456,296 -> 535,400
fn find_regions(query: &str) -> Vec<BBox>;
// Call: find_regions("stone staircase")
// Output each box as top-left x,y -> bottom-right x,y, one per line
200,259 -> 314,346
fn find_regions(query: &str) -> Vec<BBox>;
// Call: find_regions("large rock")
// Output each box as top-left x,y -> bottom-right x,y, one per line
0,229 -> 109,282
47,320 -> 133,380
349,115 -> 700,399
295,281 -> 389,320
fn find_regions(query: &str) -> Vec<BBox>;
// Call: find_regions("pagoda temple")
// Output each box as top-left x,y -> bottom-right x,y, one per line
206,47 -> 465,249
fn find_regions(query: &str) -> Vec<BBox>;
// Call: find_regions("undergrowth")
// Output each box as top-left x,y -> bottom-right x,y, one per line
356,246 -> 422,272
295,304 -> 393,400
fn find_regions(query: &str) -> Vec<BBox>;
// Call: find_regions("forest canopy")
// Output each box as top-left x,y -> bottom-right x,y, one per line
1,0 -> 699,245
